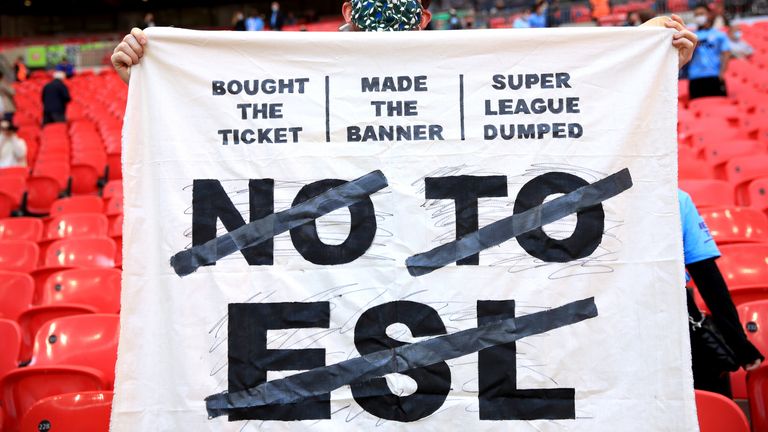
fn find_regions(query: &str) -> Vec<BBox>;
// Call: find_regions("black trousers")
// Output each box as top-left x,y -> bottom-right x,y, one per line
689,77 -> 727,100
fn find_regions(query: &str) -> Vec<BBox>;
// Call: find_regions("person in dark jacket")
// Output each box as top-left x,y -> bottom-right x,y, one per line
680,190 -> 763,396
42,71 -> 71,125
269,2 -> 285,31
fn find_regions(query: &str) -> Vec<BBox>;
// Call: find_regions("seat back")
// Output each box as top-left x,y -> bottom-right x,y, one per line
44,213 -> 109,240
25,175 -> 62,215
747,366 -> 768,432
0,319 -> 20,378
0,217 -> 43,241
40,268 -> 121,313
0,271 -> 34,320
679,180 -> 734,208
0,240 -> 38,272
718,244 -> 768,289
726,155 -> 768,204
694,389 -> 750,432
42,237 -> 116,268
29,314 -> 120,385
49,196 -> 105,217
748,177 -> 768,215
19,391 -> 114,432
699,206 -> 768,244
738,300 -> 768,361
0,367 -> 105,432
102,180 -> 122,199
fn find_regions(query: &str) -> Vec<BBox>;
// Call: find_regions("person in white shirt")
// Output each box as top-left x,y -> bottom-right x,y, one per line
0,120 -> 27,168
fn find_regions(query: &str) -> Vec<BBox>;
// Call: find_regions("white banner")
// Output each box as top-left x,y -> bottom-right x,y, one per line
112,27 -> 695,431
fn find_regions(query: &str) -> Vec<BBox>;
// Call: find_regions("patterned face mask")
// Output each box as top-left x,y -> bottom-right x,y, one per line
351,0 -> 424,32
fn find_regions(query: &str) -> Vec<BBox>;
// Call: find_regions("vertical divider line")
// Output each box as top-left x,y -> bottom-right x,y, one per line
459,74 -> 465,141
325,76 -> 331,142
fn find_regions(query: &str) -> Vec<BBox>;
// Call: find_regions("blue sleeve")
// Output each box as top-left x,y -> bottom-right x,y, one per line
719,32 -> 732,53
679,190 -> 720,265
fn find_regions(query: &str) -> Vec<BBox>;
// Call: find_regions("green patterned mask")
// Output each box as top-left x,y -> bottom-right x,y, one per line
351,0 -> 424,31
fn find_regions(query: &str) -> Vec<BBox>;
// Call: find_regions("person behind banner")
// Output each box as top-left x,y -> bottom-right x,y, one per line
687,3 -> 731,100
111,0 -> 697,85
678,190 -> 763,396
0,120 -> 27,168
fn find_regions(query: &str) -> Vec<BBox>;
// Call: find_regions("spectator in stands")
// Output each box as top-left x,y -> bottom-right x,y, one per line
245,9 -> 265,31
688,3 -> 731,100
728,24 -> 753,58
448,8 -> 463,29
42,71 -> 71,125
546,0 -> 561,27
513,9 -> 531,28
143,13 -> 156,29
0,71 -> 15,123
111,5 -> 697,87
0,120 -> 27,168
55,57 -> 75,79
528,0 -> 547,27
680,190 -> 763,396
269,2 -> 285,31
14,56 -> 28,82
625,11 -> 642,26
232,11 -> 246,31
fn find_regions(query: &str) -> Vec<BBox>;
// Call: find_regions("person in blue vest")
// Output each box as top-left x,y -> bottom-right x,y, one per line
528,1 -> 548,28
688,3 -> 731,99
679,190 -> 763,395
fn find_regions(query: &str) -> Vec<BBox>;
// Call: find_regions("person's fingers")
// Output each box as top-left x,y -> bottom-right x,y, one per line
111,51 -> 133,69
664,18 -> 684,32
130,27 -> 148,45
116,41 -> 140,65
670,14 -> 685,26
123,33 -> 144,58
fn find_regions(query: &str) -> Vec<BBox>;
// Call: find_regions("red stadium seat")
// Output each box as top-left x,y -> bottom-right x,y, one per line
0,240 -> 38,272
39,268 -> 121,313
0,271 -> 34,320
0,217 -> 43,241
0,319 -> 20,379
30,237 -> 117,297
43,213 -> 109,240
102,180 -> 122,199
731,300 -> 768,399
38,237 -> 116,268
0,366 -> 106,432
19,391 -> 114,432
28,314 -> 120,386
717,244 -> 768,307
679,158 -> 714,180
0,194 -> 12,219
104,196 -> 122,216
699,207 -> 768,244
748,366 -> 768,432
701,139 -> 765,178
109,213 -> 122,237
749,177 -> 768,216
694,389 -> 750,432
679,180 -> 734,208
726,155 -> 768,205
0,175 -> 26,208
49,196 -> 105,216
25,176 -> 63,215
16,305 -> 97,362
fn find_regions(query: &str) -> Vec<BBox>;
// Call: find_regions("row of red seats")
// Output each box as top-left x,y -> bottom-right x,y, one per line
0,315 -> 118,431
0,187 -> 123,430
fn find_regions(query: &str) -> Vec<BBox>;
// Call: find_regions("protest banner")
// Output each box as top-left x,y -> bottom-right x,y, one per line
112,27 -> 696,431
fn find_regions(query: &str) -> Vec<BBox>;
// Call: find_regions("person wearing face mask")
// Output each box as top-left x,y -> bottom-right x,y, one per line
728,24 -> 753,59
687,3 -> 732,100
